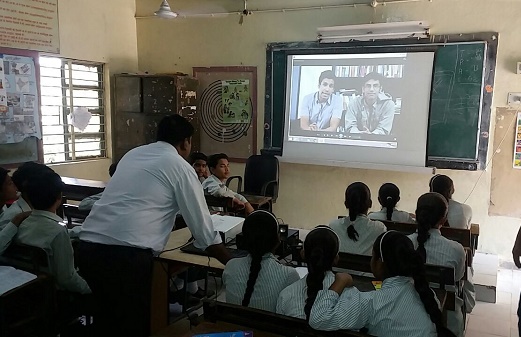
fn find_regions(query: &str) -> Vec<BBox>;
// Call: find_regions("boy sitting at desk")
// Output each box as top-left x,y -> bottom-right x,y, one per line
189,152 -> 209,183
202,153 -> 254,215
78,162 -> 118,212
16,170 -> 91,295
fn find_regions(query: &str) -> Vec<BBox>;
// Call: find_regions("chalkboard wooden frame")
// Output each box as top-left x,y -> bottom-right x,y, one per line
263,32 -> 498,171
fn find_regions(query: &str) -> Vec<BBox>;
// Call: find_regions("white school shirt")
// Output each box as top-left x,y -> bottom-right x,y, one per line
309,276 -> 437,337
16,210 -> 91,294
447,199 -> 472,229
0,197 -> 31,230
79,141 -> 222,253
202,175 -> 247,203
276,271 -> 335,319
368,208 -> 415,223
408,228 -> 467,337
223,253 -> 300,312
329,215 -> 386,256
0,222 -> 18,255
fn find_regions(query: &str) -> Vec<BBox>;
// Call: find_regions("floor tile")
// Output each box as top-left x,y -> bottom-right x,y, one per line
467,315 -> 511,336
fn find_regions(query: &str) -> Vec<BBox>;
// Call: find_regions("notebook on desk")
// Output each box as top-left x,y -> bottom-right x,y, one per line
180,242 -> 248,259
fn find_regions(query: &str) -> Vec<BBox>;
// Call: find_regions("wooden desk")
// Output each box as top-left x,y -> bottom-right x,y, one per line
470,223 -> 480,251
61,176 -> 106,201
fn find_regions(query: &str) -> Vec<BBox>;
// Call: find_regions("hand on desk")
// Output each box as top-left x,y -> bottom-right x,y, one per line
329,272 -> 354,295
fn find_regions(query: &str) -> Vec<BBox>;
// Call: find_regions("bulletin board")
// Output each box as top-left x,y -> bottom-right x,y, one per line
0,47 -> 43,167
193,66 -> 257,162
489,107 -> 521,217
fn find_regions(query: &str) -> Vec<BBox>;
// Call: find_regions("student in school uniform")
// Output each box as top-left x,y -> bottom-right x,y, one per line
329,182 -> 386,255
189,152 -> 209,183
408,192 -> 471,337
202,153 -> 254,214
309,231 -> 456,337
0,168 -> 30,254
368,183 -> 415,223
276,226 -> 340,320
78,162 -> 118,212
16,171 -> 91,295
429,175 -> 472,229
0,162 -> 53,230
223,210 -> 300,312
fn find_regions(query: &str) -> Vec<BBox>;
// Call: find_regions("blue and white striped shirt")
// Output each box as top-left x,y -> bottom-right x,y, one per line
309,276 -> 437,337
222,253 -> 300,312
276,271 -> 335,319
329,215 -> 386,256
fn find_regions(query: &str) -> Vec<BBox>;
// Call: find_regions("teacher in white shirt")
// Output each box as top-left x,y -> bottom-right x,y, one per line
78,115 -> 230,337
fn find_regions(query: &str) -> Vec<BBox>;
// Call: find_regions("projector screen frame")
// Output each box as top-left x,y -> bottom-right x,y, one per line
263,32 -> 498,171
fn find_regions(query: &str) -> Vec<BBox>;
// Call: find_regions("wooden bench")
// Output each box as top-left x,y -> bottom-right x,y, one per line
203,301 -> 374,337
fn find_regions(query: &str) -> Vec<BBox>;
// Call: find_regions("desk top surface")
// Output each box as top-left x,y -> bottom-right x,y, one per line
61,177 -> 106,188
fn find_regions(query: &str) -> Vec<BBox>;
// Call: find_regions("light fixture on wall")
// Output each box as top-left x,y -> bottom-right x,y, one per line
154,0 -> 178,19
318,21 -> 430,43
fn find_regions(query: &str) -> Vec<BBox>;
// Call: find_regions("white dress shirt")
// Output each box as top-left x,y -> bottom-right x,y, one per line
202,175 -> 247,203
447,199 -> 472,229
16,210 -> 91,294
223,253 -> 300,312
0,222 -> 18,255
329,215 -> 386,256
0,197 -> 31,230
408,228 -> 467,337
368,208 -> 415,223
79,142 -> 222,253
309,276 -> 437,337
276,270 -> 335,319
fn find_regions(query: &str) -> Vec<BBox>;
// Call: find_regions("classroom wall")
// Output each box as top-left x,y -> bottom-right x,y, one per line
50,0 -> 139,182
135,0 -> 521,259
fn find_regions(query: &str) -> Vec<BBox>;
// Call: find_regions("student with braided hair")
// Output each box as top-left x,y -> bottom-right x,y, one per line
222,210 -> 300,311
276,226 -> 340,320
408,192 -> 469,337
329,182 -> 386,255
310,231 -> 456,337
429,175 -> 472,229
369,183 -> 415,223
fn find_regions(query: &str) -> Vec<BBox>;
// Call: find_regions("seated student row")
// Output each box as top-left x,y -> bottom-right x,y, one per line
221,188 -> 473,337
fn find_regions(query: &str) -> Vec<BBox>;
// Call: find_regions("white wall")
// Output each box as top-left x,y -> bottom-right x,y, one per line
50,0 -> 139,181
134,0 -> 521,259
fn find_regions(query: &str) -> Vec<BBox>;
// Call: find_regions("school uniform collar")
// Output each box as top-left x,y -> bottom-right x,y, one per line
428,228 -> 442,236
208,174 -> 226,185
314,92 -> 333,106
30,210 -> 63,223
381,276 -> 413,289
14,197 -> 31,212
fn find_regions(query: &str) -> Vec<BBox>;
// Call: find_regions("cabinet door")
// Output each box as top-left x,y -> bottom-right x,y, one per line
114,76 -> 142,113
142,77 -> 176,114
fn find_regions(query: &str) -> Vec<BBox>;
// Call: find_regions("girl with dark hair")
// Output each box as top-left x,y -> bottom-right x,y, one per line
222,210 -> 300,311
329,182 -> 386,255
369,183 -> 415,223
408,192 -> 470,337
276,226 -> 340,320
429,175 -> 472,229
310,231 -> 456,337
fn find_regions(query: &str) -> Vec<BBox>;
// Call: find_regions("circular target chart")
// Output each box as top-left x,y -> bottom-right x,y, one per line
199,80 -> 251,143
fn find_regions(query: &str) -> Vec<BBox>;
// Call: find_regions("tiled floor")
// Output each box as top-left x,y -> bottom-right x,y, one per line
466,262 -> 520,337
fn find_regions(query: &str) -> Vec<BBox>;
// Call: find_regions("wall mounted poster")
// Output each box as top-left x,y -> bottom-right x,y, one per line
514,112 -> 521,169
0,54 -> 41,144
221,79 -> 251,124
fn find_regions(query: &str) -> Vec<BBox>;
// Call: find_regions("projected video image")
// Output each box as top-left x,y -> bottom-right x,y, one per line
287,54 -> 408,149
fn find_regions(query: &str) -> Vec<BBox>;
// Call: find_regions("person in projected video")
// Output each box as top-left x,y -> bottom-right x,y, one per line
345,72 -> 396,135
298,70 -> 343,132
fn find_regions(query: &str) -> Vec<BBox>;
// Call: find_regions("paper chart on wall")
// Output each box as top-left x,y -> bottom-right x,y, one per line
513,112 -> 521,169
221,79 -> 251,124
0,54 -> 41,144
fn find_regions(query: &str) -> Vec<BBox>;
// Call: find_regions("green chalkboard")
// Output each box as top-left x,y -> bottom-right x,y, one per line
428,43 -> 486,160
264,33 -> 497,170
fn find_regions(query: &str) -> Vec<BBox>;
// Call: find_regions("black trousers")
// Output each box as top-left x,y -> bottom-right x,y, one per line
77,241 -> 153,337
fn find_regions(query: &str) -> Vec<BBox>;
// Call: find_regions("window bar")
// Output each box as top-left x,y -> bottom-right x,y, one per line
60,60 -> 72,161
67,60 -> 76,160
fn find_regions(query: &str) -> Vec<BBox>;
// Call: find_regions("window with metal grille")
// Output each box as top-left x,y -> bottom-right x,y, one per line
39,56 -> 106,164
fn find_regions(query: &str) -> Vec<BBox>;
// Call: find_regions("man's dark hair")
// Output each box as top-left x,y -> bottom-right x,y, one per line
189,152 -> 207,165
109,162 -> 118,177
156,115 -> 194,146
26,171 -> 64,210
0,168 -> 9,187
363,72 -> 386,87
207,153 -> 229,169
318,70 -> 336,85
12,162 -> 54,192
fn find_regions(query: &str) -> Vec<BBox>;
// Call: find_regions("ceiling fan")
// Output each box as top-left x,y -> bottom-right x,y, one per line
239,0 -> 252,25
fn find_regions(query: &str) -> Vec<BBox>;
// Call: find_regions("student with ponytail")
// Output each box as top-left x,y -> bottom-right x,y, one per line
222,210 -> 300,311
329,182 -> 386,255
276,226 -> 340,320
309,231 -> 456,337
408,192 -> 470,337
429,175 -> 472,229
369,183 -> 415,223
